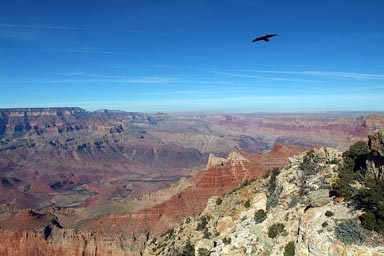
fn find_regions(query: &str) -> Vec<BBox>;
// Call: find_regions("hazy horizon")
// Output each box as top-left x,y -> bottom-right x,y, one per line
1,0 -> 384,113
1,106 -> 383,117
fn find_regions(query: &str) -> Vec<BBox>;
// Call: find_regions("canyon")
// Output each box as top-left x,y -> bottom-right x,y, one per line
0,108 -> 384,255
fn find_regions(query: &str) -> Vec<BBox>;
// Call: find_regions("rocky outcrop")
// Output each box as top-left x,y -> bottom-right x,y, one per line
366,129 -> 384,179
368,129 -> 384,156
147,146 -> 384,256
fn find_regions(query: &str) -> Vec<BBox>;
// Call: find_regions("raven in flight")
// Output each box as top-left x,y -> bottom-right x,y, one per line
252,34 -> 277,42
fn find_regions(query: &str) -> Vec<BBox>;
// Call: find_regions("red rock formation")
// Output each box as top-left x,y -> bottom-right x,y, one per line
77,144 -> 306,254
0,229 -> 130,256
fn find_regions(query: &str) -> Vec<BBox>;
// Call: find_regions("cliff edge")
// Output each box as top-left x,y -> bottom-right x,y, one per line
146,130 -> 384,256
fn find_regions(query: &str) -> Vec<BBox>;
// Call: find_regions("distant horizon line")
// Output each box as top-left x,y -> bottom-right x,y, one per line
0,107 -> 383,116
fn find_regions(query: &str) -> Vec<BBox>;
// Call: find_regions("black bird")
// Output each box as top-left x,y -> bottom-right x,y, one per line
252,34 -> 277,42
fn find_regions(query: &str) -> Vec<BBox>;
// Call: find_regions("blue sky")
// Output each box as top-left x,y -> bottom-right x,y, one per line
1,0 -> 384,113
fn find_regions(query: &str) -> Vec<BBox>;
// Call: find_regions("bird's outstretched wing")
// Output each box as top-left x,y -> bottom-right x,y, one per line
252,34 -> 277,42
252,36 -> 264,42
265,34 -> 277,38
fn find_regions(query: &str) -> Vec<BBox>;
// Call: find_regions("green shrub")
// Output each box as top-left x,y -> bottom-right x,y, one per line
268,223 -> 285,239
332,141 -> 370,200
376,217 -> 384,234
197,215 -> 209,231
182,239 -> 195,256
336,220 -> 367,245
216,198 -> 222,205
198,248 -> 211,256
266,193 -> 279,209
360,178 -> 384,208
284,241 -> 295,256
328,159 -> 341,164
342,141 -> 369,172
262,171 -> 270,179
244,199 -> 251,208
356,178 -> 384,233
222,237 -> 231,245
288,197 -> 299,208
322,221 -> 329,228
268,168 -> 280,194
185,217 -> 191,224
300,150 -> 321,176
266,168 -> 281,208
332,168 -> 358,201
325,211 -> 334,217
203,228 -> 211,239
254,209 -> 267,224
360,211 -> 377,231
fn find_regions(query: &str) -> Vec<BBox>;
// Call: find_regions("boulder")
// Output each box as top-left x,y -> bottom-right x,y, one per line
309,189 -> 330,207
